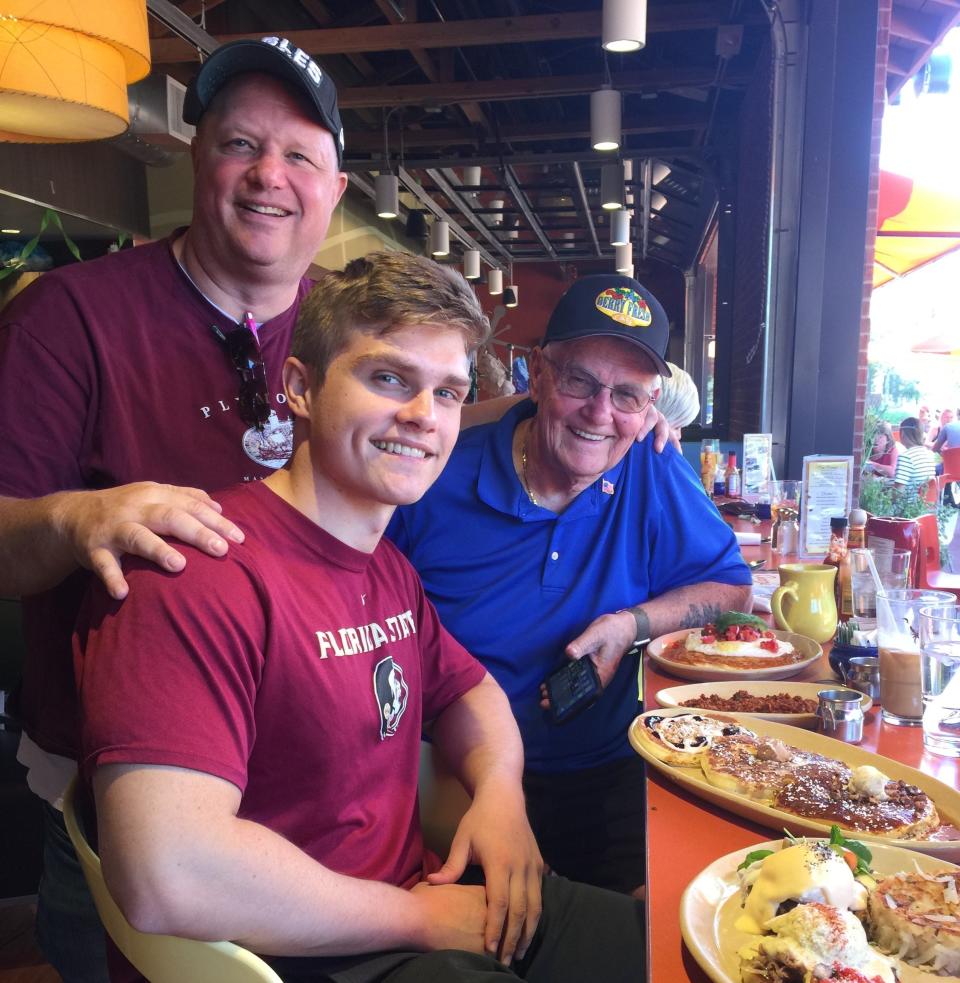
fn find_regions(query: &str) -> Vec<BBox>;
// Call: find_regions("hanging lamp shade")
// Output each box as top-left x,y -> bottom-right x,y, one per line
489,199 -> 505,226
504,285 -> 518,308
463,249 -> 481,280
590,88 -> 621,152
405,210 -> 428,239
0,0 -> 150,143
487,268 -> 503,295
600,163 -> 625,210
430,220 -> 450,257
602,0 -> 647,53
615,243 -> 632,273
610,209 -> 630,246
375,173 -> 399,219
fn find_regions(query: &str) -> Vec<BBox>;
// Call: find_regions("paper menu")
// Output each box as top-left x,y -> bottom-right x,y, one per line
742,434 -> 773,499
799,455 -> 854,556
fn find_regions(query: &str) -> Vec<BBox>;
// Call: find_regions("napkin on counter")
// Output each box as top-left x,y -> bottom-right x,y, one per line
750,571 -> 780,613
735,531 -> 762,546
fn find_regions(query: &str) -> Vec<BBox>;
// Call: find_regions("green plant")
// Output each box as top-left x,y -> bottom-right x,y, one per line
0,209 -> 81,281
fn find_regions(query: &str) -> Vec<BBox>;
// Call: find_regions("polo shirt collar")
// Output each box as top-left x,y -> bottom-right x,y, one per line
476,399 -> 629,521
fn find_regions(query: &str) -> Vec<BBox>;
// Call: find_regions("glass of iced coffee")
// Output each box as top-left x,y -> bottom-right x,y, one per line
877,588 -> 954,726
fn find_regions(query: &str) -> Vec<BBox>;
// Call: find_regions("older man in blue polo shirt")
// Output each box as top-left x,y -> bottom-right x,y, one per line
388,275 -> 752,897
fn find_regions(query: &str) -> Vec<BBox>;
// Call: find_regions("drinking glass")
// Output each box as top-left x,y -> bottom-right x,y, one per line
876,588 -> 954,726
700,439 -> 719,495
919,604 -> 960,757
770,479 -> 802,522
849,548 -> 911,628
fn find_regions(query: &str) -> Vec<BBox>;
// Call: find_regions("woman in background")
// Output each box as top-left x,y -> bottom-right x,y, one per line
893,417 -> 936,487
864,421 -> 899,478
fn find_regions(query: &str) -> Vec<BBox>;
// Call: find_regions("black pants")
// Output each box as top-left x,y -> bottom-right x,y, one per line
523,756 -> 647,894
268,874 -> 644,983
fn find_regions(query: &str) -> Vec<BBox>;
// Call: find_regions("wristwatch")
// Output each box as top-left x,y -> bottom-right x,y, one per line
617,605 -> 652,650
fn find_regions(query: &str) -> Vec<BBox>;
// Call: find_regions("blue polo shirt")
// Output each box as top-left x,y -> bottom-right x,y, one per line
388,401 -> 751,773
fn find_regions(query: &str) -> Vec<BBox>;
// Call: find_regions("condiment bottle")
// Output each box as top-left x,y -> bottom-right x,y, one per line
825,517 -> 852,619
848,508 -> 867,549
725,452 -> 741,497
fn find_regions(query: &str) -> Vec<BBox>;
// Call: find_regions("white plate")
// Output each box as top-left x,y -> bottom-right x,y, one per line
680,838 -> 959,983
655,680 -> 872,728
647,628 -> 822,682
629,709 -> 960,861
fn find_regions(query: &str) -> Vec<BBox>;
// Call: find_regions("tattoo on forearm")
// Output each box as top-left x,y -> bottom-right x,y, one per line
679,603 -> 722,629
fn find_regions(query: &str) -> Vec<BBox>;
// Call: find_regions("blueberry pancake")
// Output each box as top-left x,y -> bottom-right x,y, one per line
700,734 -> 846,801
633,712 -> 754,767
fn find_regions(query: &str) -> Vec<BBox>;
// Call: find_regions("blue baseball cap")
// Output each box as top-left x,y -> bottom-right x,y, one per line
183,37 -> 345,167
543,275 -> 671,376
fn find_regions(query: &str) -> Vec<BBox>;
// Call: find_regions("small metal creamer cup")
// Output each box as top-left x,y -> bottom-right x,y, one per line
843,656 -> 880,701
817,688 -> 864,743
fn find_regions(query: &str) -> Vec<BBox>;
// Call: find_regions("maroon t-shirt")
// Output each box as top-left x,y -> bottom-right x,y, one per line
75,482 -> 485,888
0,234 -> 310,756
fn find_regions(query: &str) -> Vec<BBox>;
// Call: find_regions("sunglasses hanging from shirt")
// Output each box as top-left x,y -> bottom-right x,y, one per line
210,313 -> 271,431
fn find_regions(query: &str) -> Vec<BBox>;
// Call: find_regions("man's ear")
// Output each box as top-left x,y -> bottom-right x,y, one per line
527,346 -> 546,404
283,357 -> 315,420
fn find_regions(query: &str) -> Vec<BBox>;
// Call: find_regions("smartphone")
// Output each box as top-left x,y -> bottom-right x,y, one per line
543,657 -> 601,725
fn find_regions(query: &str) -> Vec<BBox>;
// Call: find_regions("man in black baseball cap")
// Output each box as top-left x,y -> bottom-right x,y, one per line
542,274 -> 672,377
183,36 -> 345,166
389,272 -> 750,900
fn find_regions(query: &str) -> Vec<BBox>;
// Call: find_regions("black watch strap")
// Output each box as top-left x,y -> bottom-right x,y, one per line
618,605 -> 652,648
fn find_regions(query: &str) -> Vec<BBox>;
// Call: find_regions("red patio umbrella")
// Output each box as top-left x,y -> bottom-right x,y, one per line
873,170 -> 960,288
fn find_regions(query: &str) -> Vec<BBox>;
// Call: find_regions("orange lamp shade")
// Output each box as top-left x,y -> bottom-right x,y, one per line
0,1 -> 151,143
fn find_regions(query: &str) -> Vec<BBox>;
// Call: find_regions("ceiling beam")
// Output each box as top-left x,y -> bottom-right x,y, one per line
344,113 -> 705,152
426,168 -> 514,263
502,167 -> 557,260
150,5 -> 766,62
335,68 -> 749,110
570,162 -> 602,258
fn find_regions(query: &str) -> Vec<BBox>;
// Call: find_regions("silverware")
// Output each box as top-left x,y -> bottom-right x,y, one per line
748,559 -> 766,570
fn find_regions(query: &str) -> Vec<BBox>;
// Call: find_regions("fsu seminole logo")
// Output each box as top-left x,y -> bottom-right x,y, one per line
372,656 -> 409,740
594,286 -> 652,328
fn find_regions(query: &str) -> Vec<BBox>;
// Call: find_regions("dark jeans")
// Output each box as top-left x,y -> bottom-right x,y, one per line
36,801 -> 109,983
523,755 -> 647,894
268,875 -> 644,983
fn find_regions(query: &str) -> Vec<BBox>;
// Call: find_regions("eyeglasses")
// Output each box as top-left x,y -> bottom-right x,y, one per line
210,321 -> 271,431
541,354 -> 652,414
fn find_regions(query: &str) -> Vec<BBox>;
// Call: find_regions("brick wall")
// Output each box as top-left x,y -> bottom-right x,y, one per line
856,1 -> 893,488
728,40 -> 773,438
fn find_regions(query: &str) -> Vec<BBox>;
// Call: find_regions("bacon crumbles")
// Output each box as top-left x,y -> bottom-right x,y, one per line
679,690 -> 819,714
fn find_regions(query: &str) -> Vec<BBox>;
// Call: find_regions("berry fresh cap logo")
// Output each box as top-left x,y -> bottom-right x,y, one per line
594,287 -> 652,328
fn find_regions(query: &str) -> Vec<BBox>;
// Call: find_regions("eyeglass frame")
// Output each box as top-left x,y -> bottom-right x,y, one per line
539,352 -> 654,414
210,321 -> 271,431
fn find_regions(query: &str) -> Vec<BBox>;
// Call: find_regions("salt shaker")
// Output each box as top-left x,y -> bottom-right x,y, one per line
816,688 -> 864,743
776,507 -> 800,555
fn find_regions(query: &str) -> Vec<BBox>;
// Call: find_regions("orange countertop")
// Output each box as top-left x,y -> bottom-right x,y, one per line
642,518 -> 960,982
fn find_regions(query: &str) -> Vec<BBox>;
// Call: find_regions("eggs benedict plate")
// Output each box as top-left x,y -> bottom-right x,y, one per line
680,838 -> 959,983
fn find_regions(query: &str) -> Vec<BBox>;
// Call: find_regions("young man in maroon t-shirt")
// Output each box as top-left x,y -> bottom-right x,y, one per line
75,252 -> 645,982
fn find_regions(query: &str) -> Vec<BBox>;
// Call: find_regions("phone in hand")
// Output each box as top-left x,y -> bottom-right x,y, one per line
543,657 -> 601,725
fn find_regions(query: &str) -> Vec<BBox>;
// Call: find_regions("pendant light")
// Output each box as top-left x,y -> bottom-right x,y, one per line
489,199 -> 505,226
610,209 -> 630,246
375,173 -> 399,219
488,268 -> 503,295
504,285 -> 519,308
405,210 -> 428,239
590,88 -> 621,152
463,249 -> 481,280
602,0 -> 647,53
615,244 -> 632,273
600,163 -> 625,210
430,220 -> 450,257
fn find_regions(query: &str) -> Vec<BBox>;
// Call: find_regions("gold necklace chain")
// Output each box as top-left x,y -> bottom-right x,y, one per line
520,429 -> 539,506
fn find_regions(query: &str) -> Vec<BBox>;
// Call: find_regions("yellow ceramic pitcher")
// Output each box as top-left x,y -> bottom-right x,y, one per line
770,563 -> 838,643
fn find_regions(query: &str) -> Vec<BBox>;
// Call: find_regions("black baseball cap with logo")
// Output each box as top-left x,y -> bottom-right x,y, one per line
542,274 -> 672,376
182,37 -> 345,167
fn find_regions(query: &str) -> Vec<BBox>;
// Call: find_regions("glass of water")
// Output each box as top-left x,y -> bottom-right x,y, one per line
919,604 -> 960,757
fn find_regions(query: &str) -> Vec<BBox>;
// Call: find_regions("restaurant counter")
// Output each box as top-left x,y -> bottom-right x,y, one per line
642,522 -> 960,982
